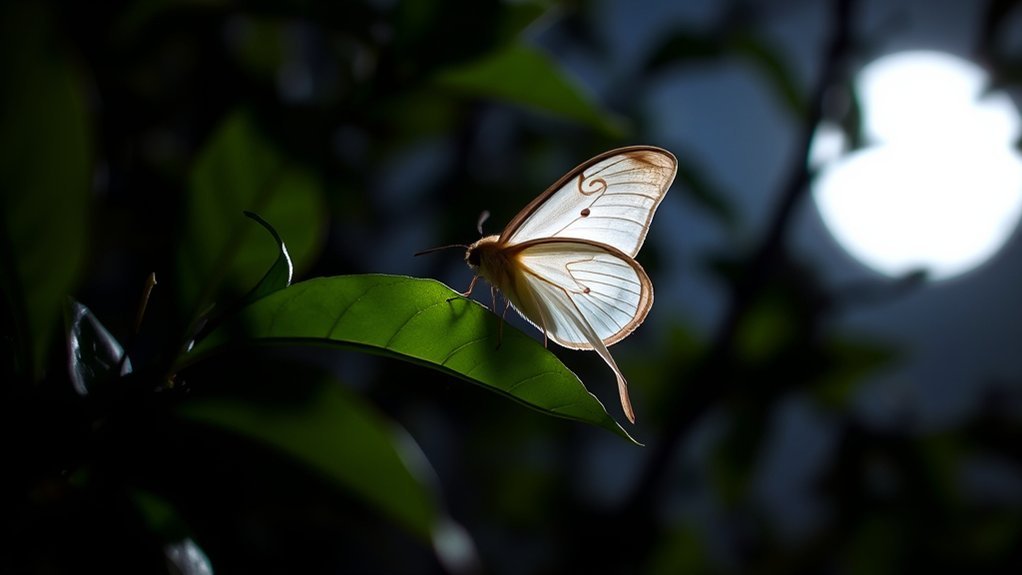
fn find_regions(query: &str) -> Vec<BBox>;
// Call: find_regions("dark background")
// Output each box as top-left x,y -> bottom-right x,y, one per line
2,0 -> 1021,573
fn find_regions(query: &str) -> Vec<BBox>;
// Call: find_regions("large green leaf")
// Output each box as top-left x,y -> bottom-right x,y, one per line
178,111 -> 327,321
434,42 -> 626,137
184,274 -> 638,444
0,3 -> 91,379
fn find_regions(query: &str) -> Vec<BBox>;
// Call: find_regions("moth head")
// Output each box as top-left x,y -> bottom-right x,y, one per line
465,246 -> 481,268
465,235 -> 500,270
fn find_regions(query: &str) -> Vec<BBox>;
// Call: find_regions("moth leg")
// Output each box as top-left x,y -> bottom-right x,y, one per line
448,275 -> 479,303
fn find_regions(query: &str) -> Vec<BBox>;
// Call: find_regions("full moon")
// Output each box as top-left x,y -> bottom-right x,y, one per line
811,51 -> 1022,280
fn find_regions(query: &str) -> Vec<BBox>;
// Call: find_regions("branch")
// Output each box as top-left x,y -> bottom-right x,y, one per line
625,0 -> 859,533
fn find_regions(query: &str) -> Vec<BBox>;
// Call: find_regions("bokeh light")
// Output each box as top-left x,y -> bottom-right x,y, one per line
812,51 -> 1022,280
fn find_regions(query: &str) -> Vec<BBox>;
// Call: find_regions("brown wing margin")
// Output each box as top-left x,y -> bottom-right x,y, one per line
507,238 -> 654,348
497,146 -> 678,247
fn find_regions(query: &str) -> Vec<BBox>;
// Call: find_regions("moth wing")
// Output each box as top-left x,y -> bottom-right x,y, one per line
509,240 -> 653,348
500,240 -> 653,423
500,146 -> 676,258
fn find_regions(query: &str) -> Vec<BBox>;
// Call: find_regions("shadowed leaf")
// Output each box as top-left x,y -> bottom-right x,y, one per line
178,369 -> 450,542
0,3 -> 91,378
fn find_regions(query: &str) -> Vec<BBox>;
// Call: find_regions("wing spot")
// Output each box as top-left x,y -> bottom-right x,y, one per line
583,286 -> 591,294
580,208 -> 591,217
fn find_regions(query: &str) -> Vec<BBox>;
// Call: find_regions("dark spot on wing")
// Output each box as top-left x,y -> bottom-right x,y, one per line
580,208 -> 591,217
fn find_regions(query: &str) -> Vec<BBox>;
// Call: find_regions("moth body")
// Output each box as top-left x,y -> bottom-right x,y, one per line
449,146 -> 677,424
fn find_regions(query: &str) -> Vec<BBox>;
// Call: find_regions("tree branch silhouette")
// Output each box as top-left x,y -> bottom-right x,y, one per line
619,0 -> 860,558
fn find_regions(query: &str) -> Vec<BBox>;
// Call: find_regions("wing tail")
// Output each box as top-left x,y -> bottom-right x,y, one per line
574,305 -> 636,424
515,272 -> 638,423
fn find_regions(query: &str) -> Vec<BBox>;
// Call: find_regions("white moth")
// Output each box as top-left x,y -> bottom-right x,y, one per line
432,146 -> 677,423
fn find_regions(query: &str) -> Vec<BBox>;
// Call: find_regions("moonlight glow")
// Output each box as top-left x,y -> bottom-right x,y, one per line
811,51 -> 1022,280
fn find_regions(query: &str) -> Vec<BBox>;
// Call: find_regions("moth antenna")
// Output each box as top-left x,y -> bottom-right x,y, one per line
414,243 -> 469,257
476,210 -> 491,235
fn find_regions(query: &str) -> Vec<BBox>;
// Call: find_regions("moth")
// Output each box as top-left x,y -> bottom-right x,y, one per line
424,146 -> 676,423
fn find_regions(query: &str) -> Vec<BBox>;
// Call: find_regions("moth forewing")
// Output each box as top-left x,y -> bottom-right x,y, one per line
499,146 -> 677,258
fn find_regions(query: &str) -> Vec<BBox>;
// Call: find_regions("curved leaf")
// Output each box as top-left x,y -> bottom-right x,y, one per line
64,299 -> 131,396
241,210 -> 293,304
178,110 -> 326,320
185,274 -> 638,444
434,42 -> 626,137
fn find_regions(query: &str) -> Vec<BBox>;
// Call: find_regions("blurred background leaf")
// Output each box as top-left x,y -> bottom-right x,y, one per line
178,365 -> 448,543
434,42 -> 627,137
0,2 -> 91,379
178,110 -> 326,323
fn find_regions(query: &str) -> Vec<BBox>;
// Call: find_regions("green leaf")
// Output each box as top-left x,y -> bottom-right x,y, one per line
178,110 -> 326,321
64,299 -> 131,396
240,211 -> 293,304
177,372 -> 445,541
184,274 -> 639,444
434,42 -> 626,137
0,3 -> 91,379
